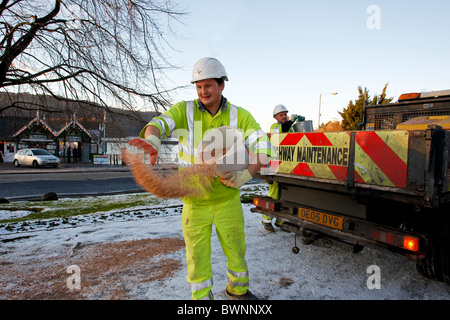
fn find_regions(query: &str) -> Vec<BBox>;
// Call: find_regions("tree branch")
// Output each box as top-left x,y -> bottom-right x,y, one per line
0,0 -> 187,116
0,0 -> 61,86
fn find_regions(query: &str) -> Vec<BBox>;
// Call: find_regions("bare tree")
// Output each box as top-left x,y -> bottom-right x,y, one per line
0,0 -> 186,116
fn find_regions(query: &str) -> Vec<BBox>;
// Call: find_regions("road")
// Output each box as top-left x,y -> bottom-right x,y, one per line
0,165 -> 144,201
0,163 -> 262,201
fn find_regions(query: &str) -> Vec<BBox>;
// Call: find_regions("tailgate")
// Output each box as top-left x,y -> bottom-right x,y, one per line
263,127 -> 449,207
268,130 -> 409,188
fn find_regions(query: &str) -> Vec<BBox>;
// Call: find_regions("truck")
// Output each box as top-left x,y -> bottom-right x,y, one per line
251,89 -> 450,284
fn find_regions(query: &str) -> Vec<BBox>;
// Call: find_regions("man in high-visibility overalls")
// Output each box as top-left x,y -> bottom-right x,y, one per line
262,104 -> 293,232
130,57 -> 273,300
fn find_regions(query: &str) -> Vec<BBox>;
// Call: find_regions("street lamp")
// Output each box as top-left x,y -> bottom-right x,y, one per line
318,92 -> 338,130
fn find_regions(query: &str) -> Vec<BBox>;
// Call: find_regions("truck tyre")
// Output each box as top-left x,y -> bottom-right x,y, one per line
416,243 -> 450,284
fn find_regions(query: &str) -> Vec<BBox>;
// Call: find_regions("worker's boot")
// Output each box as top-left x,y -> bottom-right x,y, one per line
262,221 -> 274,232
225,289 -> 259,300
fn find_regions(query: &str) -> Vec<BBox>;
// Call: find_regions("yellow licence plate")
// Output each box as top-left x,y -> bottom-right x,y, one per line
298,207 -> 344,230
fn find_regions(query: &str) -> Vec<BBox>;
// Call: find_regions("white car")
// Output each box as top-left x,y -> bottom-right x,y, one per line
13,148 -> 60,168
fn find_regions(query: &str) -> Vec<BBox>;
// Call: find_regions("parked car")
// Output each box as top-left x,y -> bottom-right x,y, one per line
13,148 -> 60,168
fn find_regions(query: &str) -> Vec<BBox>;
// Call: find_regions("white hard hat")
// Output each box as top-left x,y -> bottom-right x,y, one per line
191,57 -> 228,83
273,104 -> 288,117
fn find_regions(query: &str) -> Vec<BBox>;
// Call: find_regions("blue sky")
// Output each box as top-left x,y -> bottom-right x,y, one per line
162,0 -> 450,131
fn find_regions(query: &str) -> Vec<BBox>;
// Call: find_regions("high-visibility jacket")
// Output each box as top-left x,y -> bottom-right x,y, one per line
140,98 -> 272,299
269,122 -> 294,134
140,99 -> 273,205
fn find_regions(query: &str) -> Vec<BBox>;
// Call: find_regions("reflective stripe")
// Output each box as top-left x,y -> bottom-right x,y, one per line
186,100 -> 195,157
227,278 -> 249,288
229,104 -> 238,129
177,101 -> 196,167
188,278 -> 213,292
227,267 -> 249,288
245,129 -> 266,149
149,118 -> 166,136
149,115 -> 176,138
253,140 -> 272,152
228,267 -> 249,279
271,123 -> 281,134
160,114 -> 176,134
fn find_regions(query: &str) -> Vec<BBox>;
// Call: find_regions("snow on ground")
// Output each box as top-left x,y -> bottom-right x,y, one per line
1,185 -> 450,301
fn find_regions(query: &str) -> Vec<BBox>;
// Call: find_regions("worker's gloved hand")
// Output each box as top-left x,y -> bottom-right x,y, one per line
129,136 -> 161,166
221,169 -> 253,188
293,115 -> 305,122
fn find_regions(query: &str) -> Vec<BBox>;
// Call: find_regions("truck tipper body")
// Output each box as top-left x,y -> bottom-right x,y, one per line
251,90 -> 450,284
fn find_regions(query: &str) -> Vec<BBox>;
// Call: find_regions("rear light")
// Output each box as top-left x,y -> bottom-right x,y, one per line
253,198 -> 277,211
403,236 -> 420,252
371,229 -> 420,252
398,92 -> 420,101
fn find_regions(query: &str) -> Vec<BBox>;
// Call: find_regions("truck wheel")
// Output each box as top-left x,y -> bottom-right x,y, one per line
416,243 -> 450,284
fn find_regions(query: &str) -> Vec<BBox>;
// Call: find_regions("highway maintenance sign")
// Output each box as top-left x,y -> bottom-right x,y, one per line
268,131 -> 409,188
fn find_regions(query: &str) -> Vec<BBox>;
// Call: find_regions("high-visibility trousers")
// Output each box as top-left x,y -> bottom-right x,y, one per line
263,181 -> 282,224
182,192 -> 249,300
267,181 -> 280,200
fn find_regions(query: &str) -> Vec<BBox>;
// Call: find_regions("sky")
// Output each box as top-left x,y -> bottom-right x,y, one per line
161,0 -> 450,131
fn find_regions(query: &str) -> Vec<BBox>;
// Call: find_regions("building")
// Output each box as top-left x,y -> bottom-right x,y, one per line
0,92 -> 159,163
13,110 -> 59,157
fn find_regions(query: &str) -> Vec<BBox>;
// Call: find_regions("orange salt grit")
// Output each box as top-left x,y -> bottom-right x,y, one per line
122,150 -> 217,199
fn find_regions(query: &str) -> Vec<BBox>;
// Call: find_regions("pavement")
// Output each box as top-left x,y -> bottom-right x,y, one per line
0,161 -> 177,175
